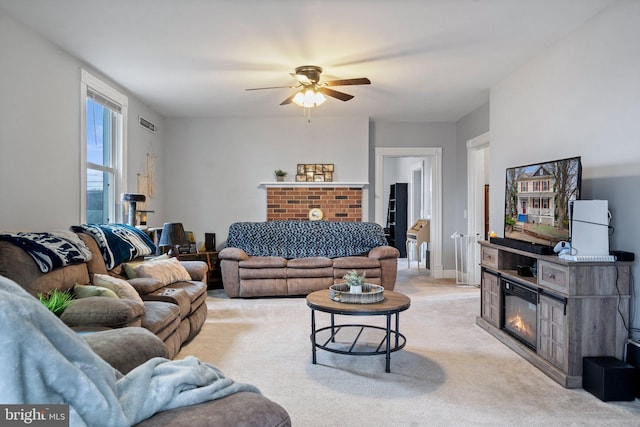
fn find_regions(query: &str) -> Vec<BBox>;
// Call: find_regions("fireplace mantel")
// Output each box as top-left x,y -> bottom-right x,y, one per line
259,182 -> 368,188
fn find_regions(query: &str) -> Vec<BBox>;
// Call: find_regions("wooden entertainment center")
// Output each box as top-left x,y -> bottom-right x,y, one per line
477,240 -> 630,388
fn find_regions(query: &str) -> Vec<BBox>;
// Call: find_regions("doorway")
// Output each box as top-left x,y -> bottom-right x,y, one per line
466,132 -> 490,286
410,162 -> 424,224
375,147 -> 443,278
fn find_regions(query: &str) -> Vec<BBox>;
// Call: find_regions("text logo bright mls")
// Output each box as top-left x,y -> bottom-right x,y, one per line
1,405 -> 68,426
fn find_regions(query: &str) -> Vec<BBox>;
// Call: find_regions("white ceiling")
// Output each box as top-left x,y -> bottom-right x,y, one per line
0,0 -> 614,121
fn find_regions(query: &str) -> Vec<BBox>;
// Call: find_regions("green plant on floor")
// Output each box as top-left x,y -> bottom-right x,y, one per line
343,270 -> 366,287
38,289 -> 74,317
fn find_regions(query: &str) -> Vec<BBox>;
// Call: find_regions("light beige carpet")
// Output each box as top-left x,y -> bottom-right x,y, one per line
177,262 -> 640,426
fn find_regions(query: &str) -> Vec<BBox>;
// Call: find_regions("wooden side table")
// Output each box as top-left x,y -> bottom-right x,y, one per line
177,251 -> 221,289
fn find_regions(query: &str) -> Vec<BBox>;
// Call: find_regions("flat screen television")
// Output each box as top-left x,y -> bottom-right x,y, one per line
500,156 -> 582,254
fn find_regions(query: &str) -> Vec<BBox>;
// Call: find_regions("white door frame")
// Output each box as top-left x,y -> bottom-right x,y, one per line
375,147 -> 443,278
466,132 -> 490,286
409,160 -> 424,225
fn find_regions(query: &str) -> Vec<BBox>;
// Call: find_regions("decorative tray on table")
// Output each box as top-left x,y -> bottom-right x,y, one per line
329,284 -> 384,304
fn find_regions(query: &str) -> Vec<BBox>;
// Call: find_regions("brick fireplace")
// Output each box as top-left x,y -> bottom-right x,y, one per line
265,185 -> 364,221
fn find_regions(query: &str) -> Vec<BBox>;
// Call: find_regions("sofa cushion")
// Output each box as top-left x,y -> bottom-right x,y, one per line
77,232 -> 109,275
143,288 -> 192,319
61,297 -> 145,328
93,273 -> 145,307
239,256 -> 287,269
162,281 -> 207,304
226,221 -> 388,259
287,277 -> 334,295
81,327 -> 169,375
134,392 -> 292,427
178,260 -> 208,282
141,301 -> 181,337
239,279 -> 288,297
74,283 -> 119,299
127,277 -> 166,295
287,257 -> 333,268
122,254 -> 170,279
332,256 -> 381,269
132,258 -> 192,285
0,241 -> 90,297
240,268 -> 287,280
286,266 -> 333,278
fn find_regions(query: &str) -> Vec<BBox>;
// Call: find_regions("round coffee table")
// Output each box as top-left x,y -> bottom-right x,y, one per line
306,289 -> 411,373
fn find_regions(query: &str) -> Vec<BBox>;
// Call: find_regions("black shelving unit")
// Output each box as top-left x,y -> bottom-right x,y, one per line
386,183 -> 408,257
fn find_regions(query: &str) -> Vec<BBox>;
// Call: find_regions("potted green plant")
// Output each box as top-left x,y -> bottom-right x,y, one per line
343,269 -> 366,294
274,169 -> 287,182
38,289 -> 73,317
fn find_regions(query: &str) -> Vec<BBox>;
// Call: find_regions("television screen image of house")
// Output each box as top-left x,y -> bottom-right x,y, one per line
504,157 -> 581,246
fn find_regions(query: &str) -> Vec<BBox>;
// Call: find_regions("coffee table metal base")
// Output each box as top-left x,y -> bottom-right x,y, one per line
307,290 -> 411,372
310,311 -> 407,373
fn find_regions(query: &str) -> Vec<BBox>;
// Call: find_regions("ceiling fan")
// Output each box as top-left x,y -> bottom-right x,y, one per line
245,65 -> 371,108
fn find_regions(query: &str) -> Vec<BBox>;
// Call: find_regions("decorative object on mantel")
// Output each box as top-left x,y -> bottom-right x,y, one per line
296,163 -> 334,182
343,269 -> 366,294
329,283 -> 384,303
308,208 -> 323,221
274,169 -> 287,182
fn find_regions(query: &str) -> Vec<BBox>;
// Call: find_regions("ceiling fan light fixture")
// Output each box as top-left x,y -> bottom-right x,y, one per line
292,88 -> 326,108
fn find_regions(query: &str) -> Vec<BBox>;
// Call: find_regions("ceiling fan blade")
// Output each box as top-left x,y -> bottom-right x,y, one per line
323,78 -> 371,87
318,87 -> 354,102
280,92 -> 299,105
245,85 -> 297,91
290,73 -> 313,85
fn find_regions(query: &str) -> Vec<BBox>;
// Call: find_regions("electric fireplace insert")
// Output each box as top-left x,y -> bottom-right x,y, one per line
502,279 -> 538,350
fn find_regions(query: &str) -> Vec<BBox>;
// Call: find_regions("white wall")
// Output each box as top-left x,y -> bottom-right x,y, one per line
0,10 -> 165,231
163,116 -> 369,248
490,0 -> 640,335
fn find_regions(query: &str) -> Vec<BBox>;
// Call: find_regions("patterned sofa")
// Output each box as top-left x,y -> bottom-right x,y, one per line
219,221 -> 400,297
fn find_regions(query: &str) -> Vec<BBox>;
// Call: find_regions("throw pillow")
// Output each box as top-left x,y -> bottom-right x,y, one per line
122,254 -> 169,279
132,257 -> 192,285
92,273 -> 144,307
74,283 -> 119,299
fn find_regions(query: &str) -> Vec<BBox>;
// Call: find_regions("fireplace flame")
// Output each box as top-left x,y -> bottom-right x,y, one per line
507,310 -> 534,341
509,314 -> 528,334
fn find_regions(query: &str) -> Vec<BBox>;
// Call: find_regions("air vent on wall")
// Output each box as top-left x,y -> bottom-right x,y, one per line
138,116 -> 156,133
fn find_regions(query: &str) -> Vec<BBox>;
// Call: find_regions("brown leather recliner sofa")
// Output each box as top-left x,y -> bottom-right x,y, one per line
0,229 -> 207,360
0,226 -> 291,426
220,221 -> 400,298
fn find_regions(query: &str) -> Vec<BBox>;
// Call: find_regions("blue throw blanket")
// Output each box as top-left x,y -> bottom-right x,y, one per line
0,275 -> 261,426
71,224 -> 156,270
226,221 -> 388,259
0,231 -> 92,273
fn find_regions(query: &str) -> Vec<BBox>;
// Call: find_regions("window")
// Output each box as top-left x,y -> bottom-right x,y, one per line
533,181 -> 540,192
81,70 -> 128,223
542,198 -> 549,209
520,182 -> 528,192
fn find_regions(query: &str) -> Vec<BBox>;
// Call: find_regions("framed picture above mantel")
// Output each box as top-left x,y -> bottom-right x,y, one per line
296,163 -> 334,182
